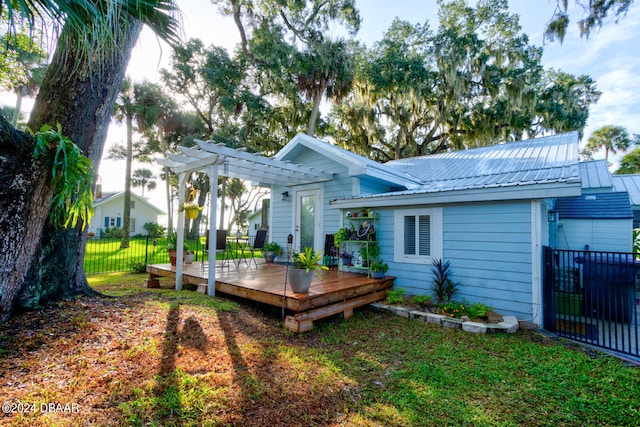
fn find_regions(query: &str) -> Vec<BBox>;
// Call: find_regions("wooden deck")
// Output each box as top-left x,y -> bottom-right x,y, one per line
145,261 -> 394,332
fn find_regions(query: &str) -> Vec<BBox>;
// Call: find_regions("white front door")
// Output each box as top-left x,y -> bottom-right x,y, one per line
294,188 -> 323,252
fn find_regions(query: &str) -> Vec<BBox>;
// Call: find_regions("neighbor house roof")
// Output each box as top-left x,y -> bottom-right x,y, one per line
94,191 -> 165,215
554,192 -> 633,219
331,132 -> 582,207
612,174 -> 640,207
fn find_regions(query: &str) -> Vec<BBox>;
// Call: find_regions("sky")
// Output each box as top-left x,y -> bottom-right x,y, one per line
3,0 -> 640,215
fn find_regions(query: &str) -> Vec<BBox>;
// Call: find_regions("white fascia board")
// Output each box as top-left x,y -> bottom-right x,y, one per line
329,181 -> 583,209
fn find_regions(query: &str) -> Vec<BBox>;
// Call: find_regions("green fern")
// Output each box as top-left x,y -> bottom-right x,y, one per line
30,124 -> 94,230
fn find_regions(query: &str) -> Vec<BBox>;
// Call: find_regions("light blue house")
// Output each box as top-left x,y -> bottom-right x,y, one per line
264,131 -> 634,325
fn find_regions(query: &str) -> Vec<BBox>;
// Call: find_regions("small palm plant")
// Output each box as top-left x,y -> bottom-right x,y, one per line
292,247 -> 329,274
430,258 -> 460,304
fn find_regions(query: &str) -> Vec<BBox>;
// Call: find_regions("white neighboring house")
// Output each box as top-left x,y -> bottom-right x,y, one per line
89,191 -> 165,237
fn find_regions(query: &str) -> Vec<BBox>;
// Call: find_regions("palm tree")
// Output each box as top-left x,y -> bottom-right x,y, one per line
112,77 -> 136,248
0,30 -> 48,127
297,38 -> 354,136
131,168 -> 156,196
586,125 -> 633,164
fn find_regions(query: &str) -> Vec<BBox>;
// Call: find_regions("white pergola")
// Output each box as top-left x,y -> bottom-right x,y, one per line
156,139 -> 332,296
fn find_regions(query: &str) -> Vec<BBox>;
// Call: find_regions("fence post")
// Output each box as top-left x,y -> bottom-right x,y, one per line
542,246 -> 555,331
145,235 -> 149,265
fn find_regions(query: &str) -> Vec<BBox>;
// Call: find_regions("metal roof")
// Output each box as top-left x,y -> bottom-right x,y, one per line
578,160 -> 613,190
555,192 -> 633,219
384,132 -> 580,193
276,133 -> 423,189
612,174 -> 640,207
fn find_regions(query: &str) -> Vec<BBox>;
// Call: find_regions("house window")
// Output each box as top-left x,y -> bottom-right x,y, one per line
394,208 -> 443,263
130,218 -> 136,233
130,201 -> 135,209
110,217 -> 116,227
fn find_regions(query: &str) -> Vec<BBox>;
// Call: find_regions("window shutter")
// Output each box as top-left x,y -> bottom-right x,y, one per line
104,217 -> 109,227
116,217 -> 121,227
404,215 -> 416,255
418,215 -> 431,256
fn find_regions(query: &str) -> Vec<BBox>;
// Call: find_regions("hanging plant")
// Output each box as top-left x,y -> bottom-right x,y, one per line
179,201 -> 203,219
30,124 -> 94,230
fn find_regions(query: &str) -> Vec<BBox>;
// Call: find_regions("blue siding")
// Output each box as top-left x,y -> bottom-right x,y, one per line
374,200 -> 534,319
270,148 -> 353,251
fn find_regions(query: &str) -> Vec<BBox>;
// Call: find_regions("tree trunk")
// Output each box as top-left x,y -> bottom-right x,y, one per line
121,114 -> 133,248
11,86 -> 24,126
0,116 -> 53,320
1,19 -> 143,318
307,84 -> 326,137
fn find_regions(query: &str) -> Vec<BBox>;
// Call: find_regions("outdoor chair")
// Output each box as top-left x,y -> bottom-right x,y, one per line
248,229 -> 268,267
323,234 -> 338,270
201,230 -> 230,272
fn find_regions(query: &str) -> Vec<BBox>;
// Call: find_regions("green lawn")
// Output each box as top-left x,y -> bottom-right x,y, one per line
84,237 -> 257,274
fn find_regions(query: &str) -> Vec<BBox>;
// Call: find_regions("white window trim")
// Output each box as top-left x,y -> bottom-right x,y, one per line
393,207 -> 443,264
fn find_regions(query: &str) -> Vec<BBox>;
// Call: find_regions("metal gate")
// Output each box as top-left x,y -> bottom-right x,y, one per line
542,246 -> 640,358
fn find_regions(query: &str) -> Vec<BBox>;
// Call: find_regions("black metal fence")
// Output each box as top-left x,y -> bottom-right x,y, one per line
84,235 -> 254,274
543,246 -> 639,358
84,236 -> 205,274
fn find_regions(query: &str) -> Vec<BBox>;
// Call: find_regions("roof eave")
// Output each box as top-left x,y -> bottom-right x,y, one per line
329,181 -> 583,209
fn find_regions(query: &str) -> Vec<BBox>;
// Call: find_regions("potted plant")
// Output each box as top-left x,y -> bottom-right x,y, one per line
369,259 -> 389,279
167,233 -> 187,266
358,240 -> 380,268
262,241 -> 281,263
179,200 -> 203,220
288,247 -> 329,293
334,227 -> 349,248
339,251 -> 354,266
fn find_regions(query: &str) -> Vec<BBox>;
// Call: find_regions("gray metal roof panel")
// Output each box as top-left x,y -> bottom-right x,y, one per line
612,174 -> 640,206
579,160 -> 613,190
384,132 -> 579,192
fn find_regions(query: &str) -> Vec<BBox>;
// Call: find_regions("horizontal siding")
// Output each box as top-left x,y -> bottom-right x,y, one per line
557,219 -> 632,252
271,149 -> 351,251
375,200 -> 534,319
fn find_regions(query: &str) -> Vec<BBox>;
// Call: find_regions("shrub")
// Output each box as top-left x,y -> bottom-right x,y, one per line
430,258 -> 460,304
437,300 -> 492,320
144,222 -> 166,238
129,261 -> 147,274
103,227 -> 123,238
412,295 -> 432,306
386,287 -> 406,304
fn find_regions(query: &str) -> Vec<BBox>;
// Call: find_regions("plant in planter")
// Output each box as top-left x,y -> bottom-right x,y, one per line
369,259 -> 389,279
339,251 -> 354,266
288,247 -> 329,293
262,241 -> 281,263
334,227 -> 348,248
167,233 -> 188,266
358,240 -> 380,267
179,200 -> 203,219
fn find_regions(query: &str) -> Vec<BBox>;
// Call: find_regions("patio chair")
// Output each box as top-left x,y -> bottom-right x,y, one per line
323,234 -> 338,270
202,230 -> 230,272
248,229 -> 268,267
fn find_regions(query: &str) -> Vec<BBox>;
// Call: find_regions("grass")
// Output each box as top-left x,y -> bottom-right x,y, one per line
0,272 -> 638,426
84,236 -> 257,274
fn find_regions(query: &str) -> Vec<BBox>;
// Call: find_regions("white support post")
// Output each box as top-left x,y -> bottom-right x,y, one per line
175,172 -> 187,290
207,164 -> 219,296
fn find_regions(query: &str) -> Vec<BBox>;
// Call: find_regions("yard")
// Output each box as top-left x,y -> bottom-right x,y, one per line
0,273 -> 638,426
